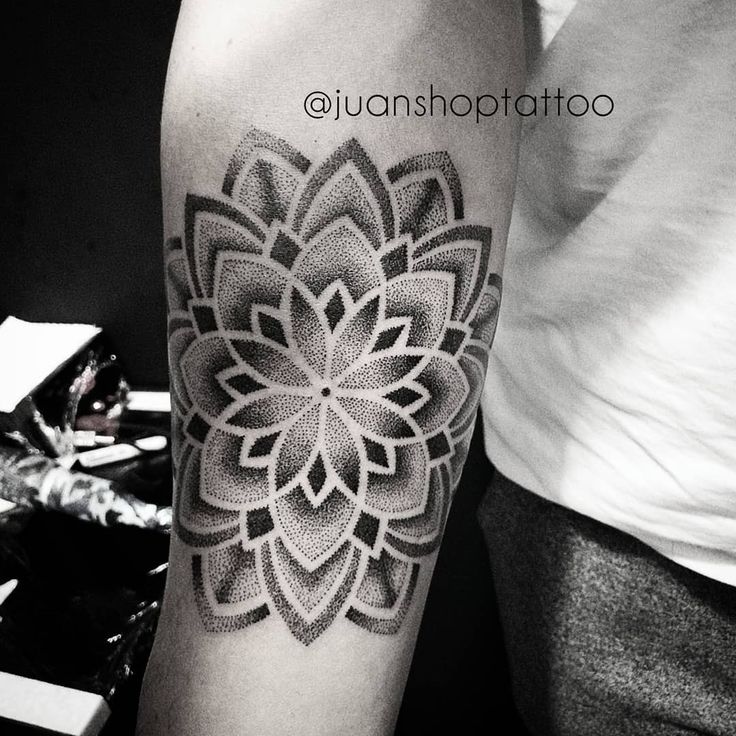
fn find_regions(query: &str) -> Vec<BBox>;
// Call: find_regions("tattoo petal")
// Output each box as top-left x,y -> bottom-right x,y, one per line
292,218 -> 382,301
412,225 -> 492,322
355,549 -> 411,609
330,293 -> 382,378
165,250 -> 193,313
227,338 -> 311,388
384,273 -> 454,350
168,325 -> 196,411
323,408 -> 362,496
385,465 -> 450,557
412,355 -> 470,434
338,353 -> 424,392
180,335 -> 236,420
337,396 -> 420,441
234,158 -> 299,227
185,195 -> 264,298
365,443 -> 429,516
262,540 -> 360,645
225,393 -> 313,432
394,179 -> 449,242
289,284 -> 329,376
274,405 -> 322,490
206,542 -> 262,605
201,428 -> 270,510
214,253 -> 287,331
273,487 -> 356,568
175,447 -> 240,548
293,138 -> 394,248
270,538 -> 353,614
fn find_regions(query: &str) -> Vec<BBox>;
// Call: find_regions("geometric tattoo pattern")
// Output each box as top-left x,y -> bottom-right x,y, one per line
165,128 -> 501,644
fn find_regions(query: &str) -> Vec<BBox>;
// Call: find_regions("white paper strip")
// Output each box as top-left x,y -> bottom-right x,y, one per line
0,672 -> 111,735
126,390 -> 171,413
0,317 -> 101,413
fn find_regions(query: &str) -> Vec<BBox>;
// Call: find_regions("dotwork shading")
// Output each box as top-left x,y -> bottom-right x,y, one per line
166,128 -> 502,644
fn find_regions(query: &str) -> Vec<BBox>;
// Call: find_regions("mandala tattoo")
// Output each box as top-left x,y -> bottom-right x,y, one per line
165,127 -> 502,645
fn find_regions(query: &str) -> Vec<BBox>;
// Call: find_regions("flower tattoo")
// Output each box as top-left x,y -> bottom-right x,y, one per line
166,128 -> 501,644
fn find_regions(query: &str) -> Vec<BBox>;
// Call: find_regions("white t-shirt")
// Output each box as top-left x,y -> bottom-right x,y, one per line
482,0 -> 736,584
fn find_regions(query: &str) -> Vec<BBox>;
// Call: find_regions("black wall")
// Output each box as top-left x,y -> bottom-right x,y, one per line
3,1 -> 181,387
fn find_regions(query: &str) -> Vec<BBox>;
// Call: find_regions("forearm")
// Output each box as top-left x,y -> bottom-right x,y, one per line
139,1 -> 523,734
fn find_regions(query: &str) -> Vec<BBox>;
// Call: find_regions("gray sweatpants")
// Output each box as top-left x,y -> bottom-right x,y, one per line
478,471 -> 736,736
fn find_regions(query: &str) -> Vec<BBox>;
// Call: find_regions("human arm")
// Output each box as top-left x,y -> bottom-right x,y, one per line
137,1 -> 524,734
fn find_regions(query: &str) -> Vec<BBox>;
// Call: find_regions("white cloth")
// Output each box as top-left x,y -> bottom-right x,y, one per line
482,0 -> 736,584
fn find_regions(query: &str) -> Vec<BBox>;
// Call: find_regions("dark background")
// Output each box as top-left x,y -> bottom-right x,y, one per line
2,2 -> 526,733
2,1 -> 177,386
